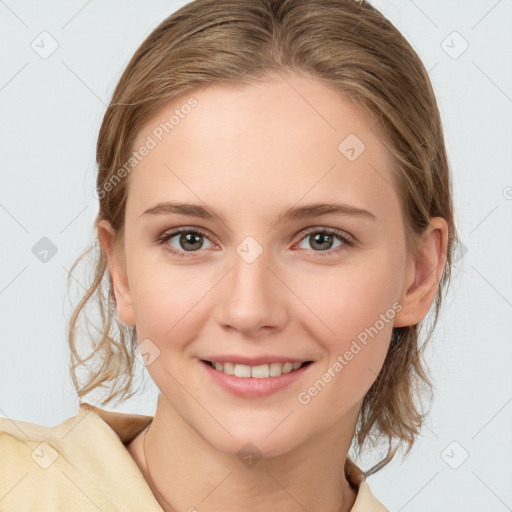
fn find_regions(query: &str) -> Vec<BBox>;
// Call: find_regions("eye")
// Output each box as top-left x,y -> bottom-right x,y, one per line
295,227 -> 355,256
157,227 -> 215,258
157,226 -> 355,259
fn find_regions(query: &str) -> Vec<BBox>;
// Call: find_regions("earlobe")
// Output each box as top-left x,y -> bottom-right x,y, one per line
394,217 -> 448,328
96,219 -> 136,326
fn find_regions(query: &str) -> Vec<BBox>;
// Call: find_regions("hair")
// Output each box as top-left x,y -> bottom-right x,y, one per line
66,0 -> 459,476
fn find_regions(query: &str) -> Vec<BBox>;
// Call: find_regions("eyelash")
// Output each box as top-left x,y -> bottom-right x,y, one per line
156,226 -> 356,259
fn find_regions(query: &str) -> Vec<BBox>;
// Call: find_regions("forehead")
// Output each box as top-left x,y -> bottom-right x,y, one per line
127,73 -> 399,225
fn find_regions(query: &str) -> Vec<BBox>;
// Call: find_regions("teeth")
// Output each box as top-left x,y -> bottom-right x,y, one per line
208,360 -> 308,378
248,364 -> 267,378
223,362 -> 235,375
282,362 -> 293,373
269,362 -> 282,377
234,364 -> 252,378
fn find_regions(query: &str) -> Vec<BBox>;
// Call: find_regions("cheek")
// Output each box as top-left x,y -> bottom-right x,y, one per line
128,260 -> 211,349
297,255 -> 398,342
290,253 -> 398,401
293,266 -> 395,418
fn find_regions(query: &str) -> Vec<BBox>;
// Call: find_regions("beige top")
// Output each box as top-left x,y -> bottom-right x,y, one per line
0,402 -> 389,511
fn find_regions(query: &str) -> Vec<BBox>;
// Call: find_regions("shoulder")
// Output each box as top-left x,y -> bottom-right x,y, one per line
0,407 -> 99,510
0,408 -> 82,465
0,405 -> 161,511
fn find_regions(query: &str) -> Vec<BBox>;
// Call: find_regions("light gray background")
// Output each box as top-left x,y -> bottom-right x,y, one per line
1,1 -> 511,510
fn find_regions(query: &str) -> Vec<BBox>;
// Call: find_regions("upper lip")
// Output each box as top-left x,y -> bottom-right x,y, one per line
199,355 -> 313,366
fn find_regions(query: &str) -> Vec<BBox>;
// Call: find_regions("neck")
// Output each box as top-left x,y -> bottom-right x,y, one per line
129,395 -> 360,512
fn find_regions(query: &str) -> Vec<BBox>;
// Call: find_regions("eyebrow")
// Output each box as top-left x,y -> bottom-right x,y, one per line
140,201 -> 377,222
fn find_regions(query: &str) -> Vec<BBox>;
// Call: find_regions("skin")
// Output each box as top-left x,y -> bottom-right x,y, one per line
97,71 -> 448,512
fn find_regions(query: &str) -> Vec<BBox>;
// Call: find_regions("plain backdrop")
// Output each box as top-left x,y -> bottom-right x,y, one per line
1,1 -> 511,510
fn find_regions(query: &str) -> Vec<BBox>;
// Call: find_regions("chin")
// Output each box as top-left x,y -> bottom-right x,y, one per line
198,421 -> 308,461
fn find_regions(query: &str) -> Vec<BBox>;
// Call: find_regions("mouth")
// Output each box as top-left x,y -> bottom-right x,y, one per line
201,359 -> 313,378
200,358 -> 315,398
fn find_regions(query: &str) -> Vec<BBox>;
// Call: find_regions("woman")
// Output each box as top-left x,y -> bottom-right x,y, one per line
0,0 -> 457,510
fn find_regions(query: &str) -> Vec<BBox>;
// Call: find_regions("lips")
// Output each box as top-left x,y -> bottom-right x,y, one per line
199,358 -> 314,398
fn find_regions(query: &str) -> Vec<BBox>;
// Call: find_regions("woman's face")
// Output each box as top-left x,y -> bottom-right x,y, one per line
101,72 -> 419,457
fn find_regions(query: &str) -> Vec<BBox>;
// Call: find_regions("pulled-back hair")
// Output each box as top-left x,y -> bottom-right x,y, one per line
66,0 -> 459,476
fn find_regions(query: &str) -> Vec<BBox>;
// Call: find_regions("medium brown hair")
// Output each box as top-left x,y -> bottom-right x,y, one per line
67,0 -> 459,476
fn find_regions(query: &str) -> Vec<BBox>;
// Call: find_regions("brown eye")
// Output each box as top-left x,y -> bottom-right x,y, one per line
157,228 -> 215,258
296,228 -> 355,256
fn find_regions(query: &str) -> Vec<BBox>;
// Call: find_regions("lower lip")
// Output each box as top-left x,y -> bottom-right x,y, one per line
199,360 -> 313,399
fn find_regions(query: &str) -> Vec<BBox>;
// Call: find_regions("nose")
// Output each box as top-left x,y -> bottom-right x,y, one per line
214,245 -> 289,338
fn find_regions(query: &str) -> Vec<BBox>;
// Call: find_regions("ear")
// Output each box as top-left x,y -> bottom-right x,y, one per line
394,217 -> 449,328
96,219 -> 136,326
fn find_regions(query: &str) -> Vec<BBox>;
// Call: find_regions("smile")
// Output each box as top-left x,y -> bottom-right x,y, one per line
203,360 -> 312,378
200,359 -> 314,398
